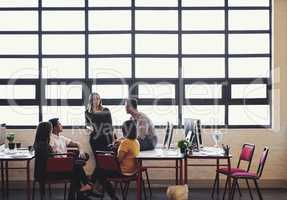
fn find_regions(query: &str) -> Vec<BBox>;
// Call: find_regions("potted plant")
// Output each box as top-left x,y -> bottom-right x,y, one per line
177,139 -> 189,154
6,133 -> 16,150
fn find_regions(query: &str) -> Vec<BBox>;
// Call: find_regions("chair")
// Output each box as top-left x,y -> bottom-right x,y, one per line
32,153 -> 76,200
212,143 -> 256,199
95,151 -> 151,200
229,147 -> 269,200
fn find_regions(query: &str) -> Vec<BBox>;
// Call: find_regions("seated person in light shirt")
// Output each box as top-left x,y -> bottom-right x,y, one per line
49,118 -> 87,159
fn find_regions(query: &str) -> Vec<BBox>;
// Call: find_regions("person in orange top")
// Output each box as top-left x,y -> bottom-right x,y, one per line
92,120 -> 140,200
117,120 -> 140,176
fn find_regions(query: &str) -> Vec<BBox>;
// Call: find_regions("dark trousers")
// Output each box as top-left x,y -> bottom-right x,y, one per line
92,168 -> 121,198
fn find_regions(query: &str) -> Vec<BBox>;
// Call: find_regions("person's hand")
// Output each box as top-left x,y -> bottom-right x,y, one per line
79,150 -> 87,160
114,140 -> 121,149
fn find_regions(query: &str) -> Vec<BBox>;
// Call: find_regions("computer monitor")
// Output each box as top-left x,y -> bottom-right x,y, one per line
163,122 -> 170,148
184,119 -> 203,150
167,124 -> 174,150
0,123 -> 6,151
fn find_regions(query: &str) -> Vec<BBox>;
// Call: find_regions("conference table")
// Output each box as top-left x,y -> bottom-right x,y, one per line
0,148 -> 35,200
185,147 -> 232,198
136,148 -> 185,200
135,147 -> 232,200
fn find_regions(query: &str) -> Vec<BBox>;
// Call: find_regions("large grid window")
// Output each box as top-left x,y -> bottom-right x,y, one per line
0,0 -> 272,128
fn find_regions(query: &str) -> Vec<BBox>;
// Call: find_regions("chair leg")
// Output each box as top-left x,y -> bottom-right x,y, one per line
119,182 -> 126,200
144,170 -> 152,199
253,179 -> 263,200
211,173 -> 218,198
48,184 -> 52,199
223,177 -> 229,200
64,183 -> 67,200
142,179 -> 147,200
230,179 -> 237,200
236,180 -> 242,197
32,181 -> 36,200
245,179 -> 253,200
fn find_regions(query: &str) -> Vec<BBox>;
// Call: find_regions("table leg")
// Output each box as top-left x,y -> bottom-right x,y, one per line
1,161 -> 4,199
227,157 -> 232,199
175,160 -> 178,185
136,160 -> 142,200
216,159 -> 220,196
179,159 -> 183,184
5,161 -> 8,199
184,158 -> 188,185
27,160 -> 31,200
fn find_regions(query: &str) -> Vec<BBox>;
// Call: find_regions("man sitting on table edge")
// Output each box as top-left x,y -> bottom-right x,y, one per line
125,98 -> 158,151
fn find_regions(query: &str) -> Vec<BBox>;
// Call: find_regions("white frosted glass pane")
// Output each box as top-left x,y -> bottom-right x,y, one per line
183,105 -> 225,125
92,85 -> 129,99
0,85 -> 35,99
89,11 -> 131,31
43,0 -> 84,7
0,59 -> 38,79
229,0 -> 269,7
43,35 -> 85,55
43,11 -> 84,31
138,84 -> 175,99
135,0 -> 177,7
0,0 -> 37,7
182,0 -> 224,7
0,106 -> 39,126
229,10 -> 269,30
138,106 -> 178,125
182,34 -> 224,54
231,84 -> 267,99
185,84 -> 222,99
229,105 -> 270,125
42,59 -> 85,78
182,58 -> 225,78
90,0 -> 131,7
0,35 -> 38,55
229,58 -> 270,78
108,105 -> 129,126
43,106 -> 85,126
89,58 -> 131,78
89,34 -> 131,54
229,34 -> 269,54
136,34 -> 178,54
136,11 -> 178,30
182,11 -> 224,30
46,85 -> 82,99
0,11 -> 37,31
136,58 -> 178,78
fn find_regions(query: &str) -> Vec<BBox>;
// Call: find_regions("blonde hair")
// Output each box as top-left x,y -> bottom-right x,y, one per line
87,92 -> 103,113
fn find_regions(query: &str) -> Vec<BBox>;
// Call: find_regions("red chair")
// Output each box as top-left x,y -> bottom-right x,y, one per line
32,153 -> 76,200
229,147 -> 269,200
95,151 -> 151,200
212,143 -> 256,199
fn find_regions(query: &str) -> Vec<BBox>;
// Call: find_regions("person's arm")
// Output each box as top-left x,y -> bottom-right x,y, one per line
117,149 -> 128,163
137,119 -> 148,139
117,140 -> 129,163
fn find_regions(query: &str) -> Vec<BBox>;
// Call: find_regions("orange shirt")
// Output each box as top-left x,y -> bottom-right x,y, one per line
118,139 -> 140,175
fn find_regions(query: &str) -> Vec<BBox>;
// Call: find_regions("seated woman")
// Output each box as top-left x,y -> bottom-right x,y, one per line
92,120 -> 140,200
33,121 -> 92,193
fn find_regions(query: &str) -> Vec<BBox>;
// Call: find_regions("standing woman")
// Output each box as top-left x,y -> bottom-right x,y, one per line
85,92 -> 114,153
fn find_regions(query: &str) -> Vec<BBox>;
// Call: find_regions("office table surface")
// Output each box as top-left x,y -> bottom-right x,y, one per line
136,148 -> 185,160
187,147 -> 232,159
0,149 -> 35,160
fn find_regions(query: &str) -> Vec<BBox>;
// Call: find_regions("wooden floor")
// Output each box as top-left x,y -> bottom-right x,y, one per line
4,188 -> 287,200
